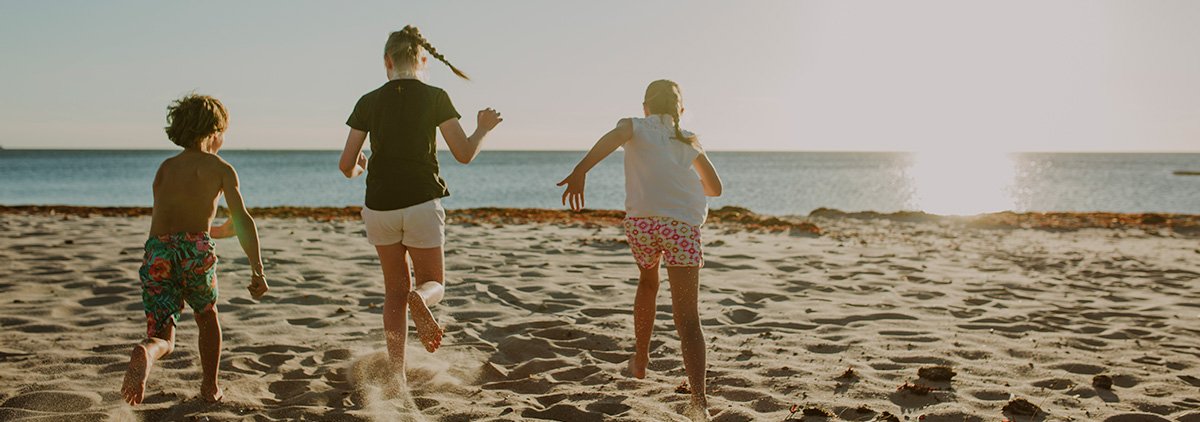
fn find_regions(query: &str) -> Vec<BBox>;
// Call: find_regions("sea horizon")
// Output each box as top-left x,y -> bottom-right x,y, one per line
3,149 -> 1198,216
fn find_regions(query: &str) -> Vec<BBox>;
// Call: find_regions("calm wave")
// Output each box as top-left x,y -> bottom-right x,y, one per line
1,150 -> 1197,215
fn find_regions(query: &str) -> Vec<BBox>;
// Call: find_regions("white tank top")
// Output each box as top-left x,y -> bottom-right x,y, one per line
621,115 -> 708,226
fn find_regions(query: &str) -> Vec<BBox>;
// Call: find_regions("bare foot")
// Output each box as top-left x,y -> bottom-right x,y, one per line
684,397 -> 711,422
380,371 -> 408,399
408,291 -> 443,352
200,383 -> 223,403
628,353 -> 648,379
121,345 -> 151,405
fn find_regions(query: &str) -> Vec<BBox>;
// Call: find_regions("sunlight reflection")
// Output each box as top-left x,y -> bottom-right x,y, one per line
905,150 -> 1018,215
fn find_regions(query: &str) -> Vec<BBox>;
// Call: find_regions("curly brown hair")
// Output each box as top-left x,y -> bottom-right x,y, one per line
165,94 -> 228,149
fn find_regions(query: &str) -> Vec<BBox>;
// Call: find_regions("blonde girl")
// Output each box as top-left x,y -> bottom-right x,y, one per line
558,79 -> 722,417
338,26 -> 502,378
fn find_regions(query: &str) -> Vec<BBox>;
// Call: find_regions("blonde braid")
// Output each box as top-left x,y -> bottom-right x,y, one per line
401,26 -> 470,80
670,112 -> 691,144
644,80 -> 695,145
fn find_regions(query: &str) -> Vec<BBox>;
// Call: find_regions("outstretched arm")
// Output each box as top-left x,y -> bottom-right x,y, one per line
338,129 -> 369,179
693,152 -> 723,197
440,108 -> 503,164
557,118 -> 633,211
220,164 -> 269,299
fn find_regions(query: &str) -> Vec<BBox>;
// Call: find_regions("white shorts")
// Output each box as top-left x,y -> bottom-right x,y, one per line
360,198 -> 446,248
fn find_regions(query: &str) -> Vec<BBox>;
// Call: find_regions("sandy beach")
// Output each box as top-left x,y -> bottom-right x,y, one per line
1,207 -> 1198,421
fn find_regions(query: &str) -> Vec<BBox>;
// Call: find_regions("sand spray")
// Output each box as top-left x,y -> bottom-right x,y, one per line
348,345 -> 469,422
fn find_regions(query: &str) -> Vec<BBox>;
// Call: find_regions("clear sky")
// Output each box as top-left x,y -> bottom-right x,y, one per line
2,1 -> 1198,151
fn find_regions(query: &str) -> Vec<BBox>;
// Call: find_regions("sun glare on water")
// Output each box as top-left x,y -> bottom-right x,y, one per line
905,150 -> 1019,216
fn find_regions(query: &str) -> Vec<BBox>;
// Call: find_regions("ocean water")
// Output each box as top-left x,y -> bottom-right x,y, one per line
1,150 -> 1198,216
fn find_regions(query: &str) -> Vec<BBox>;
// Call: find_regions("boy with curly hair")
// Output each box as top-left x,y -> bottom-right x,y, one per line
121,94 -> 269,405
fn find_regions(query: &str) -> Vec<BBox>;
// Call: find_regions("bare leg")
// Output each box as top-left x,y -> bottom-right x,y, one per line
413,281 -> 445,305
407,246 -> 445,352
195,307 -> 223,402
666,266 -> 708,415
629,263 -> 660,378
121,324 -> 175,405
376,242 -> 412,374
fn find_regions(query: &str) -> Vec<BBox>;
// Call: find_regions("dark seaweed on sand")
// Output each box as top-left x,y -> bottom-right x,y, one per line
1002,398 -> 1043,416
917,365 -> 956,382
896,382 -> 936,395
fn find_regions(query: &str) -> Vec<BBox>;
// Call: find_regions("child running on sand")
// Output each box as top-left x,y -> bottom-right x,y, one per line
558,80 -> 723,418
121,94 -> 269,405
338,26 -> 502,379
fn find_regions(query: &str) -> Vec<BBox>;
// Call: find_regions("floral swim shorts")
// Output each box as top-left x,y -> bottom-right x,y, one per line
139,232 -> 218,337
622,217 -> 703,269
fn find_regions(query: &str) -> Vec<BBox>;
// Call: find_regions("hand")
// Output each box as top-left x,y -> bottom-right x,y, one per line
247,274 -> 269,299
356,151 -> 368,170
557,171 -> 586,212
477,108 -> 503,131
209,219 -> 235,239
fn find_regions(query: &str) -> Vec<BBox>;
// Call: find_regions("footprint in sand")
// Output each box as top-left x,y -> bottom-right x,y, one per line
507,359 -> 572,379
548,365 -> 602,383
258,352 -> 295,368
268,379 -> 317,402
721,307 -> 760,324
878,330 -> 940,343
812,312 -> 917,326
804,343 -> 849,354
482,377 -> 555,395
523,404 -> 605,422
585,401 -> 632,417
90,283 -> 134,294
1050,362 -> 1106,375
322,348 -> 353,362
1031,378 -> 1075,390
968,389 -> 1010,401
774,264 -> 803,273
15,323 -> 73,334
286,317 -> 332,328
224,356 -> 272,374
490,337 -> 562,364
2,390 -> 100,413
579,307 -> 630,318
951,349 -> 991,361
741,291 -> 787,303
868,362 -> 905,371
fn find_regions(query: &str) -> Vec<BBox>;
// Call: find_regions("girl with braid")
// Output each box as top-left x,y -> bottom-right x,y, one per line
338,26 -> 502,380
558,80 -> 723,419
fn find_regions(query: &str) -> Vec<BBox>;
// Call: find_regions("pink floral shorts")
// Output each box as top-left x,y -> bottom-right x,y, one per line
623,217 -> 703,269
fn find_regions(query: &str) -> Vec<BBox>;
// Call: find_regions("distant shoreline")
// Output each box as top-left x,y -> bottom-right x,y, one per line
3,205 -> 1198,234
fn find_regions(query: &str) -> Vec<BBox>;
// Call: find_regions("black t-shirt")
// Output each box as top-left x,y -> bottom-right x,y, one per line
347,79 -> 461,211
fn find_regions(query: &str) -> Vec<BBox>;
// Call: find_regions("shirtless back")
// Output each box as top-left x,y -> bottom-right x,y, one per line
148,150 -> 229,237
